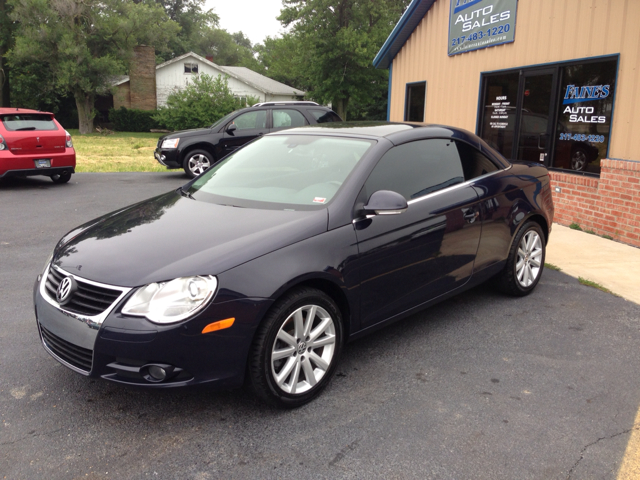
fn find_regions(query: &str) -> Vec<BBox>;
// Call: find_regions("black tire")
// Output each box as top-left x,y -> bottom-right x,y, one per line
50,171 -> 72,184
247,287 -> 343,408
496,221 -> 546,296
183,149 -> 213,178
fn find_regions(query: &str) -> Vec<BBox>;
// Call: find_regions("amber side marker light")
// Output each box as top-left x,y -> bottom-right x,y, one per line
202,318 -> 235,334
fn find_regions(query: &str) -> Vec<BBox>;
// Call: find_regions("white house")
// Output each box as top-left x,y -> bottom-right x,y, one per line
112,51 -> 305,110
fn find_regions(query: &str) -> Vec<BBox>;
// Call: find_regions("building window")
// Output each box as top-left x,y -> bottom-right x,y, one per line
184,63 -> 199,74
404,82 -> 426,122
478,55 -> 618,176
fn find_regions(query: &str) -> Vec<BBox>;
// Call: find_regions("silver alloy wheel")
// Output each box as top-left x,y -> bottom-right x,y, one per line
571,149 -> 587,171
516,230 -> 543,288
187,154 -> 211,176
270,304 -> 336,395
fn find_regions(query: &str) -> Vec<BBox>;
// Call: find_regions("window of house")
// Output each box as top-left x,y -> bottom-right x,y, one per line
184,63 -> 199,74
404,82 -> 427,122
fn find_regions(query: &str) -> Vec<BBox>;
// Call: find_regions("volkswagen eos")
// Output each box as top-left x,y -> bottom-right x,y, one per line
34,123 -> 554,407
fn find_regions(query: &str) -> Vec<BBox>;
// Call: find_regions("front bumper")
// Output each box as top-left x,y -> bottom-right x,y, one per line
34,265 -> 272,389
154,148 -> 181,169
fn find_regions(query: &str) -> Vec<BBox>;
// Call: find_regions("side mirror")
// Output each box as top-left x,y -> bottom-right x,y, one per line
226,123 -> 237,134
363,190 -> 408,216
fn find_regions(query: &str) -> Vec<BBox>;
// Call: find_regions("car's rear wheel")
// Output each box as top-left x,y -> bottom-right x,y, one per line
248,287 -> 343,408
496,221 -> 545,296
183,150 -> 213,178
50,171 -> 72,184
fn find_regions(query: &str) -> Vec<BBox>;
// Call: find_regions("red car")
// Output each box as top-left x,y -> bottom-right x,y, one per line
0,108 -> 76,183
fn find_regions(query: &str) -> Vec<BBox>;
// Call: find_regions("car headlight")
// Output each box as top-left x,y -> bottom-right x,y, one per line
122,276 -> 217,324
161,138 -> 180,149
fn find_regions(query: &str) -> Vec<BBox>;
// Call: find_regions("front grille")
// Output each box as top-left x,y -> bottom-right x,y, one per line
44,267 -> 122,316
40,325 -> 93,373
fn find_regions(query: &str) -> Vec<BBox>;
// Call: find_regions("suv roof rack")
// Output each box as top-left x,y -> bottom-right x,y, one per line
252,101 -> 320,107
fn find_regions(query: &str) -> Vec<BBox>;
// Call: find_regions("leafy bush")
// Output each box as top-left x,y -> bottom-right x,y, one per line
109,107 -> 160,132
153,74 -> 241,131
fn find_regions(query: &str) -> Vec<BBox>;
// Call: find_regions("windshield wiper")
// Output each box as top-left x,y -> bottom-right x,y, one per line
177,186 -> 195,200
16,127 -> 37,131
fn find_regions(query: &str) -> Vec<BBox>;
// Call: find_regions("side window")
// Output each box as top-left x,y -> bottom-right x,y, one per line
308,109 -> 342,123
455,141 -> 500,180
273,109 -> 308,128
232,111 -> 267,130
363,139 -> 465,201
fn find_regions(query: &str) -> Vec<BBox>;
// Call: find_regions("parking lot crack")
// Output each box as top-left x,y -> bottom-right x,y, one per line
0,427 -> 64,446
566,423 -> 640,479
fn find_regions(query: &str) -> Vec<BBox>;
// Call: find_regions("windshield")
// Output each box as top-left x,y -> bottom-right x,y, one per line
189,135 -> 375,209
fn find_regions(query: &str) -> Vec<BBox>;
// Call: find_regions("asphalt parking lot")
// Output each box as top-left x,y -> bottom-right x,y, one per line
2,173 -> 640,479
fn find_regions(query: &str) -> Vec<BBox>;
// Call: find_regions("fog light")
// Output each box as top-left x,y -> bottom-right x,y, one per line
148,365 -> 167,381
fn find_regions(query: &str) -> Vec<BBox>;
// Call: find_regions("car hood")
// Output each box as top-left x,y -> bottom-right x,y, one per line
53,191 -> 328,287
161,128 -> 212,141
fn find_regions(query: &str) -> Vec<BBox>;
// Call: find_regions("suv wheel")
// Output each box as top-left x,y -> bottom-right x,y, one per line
183,150 -> 213,178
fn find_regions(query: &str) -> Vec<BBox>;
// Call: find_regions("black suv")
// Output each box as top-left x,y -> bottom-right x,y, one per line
154,101 -> 342,177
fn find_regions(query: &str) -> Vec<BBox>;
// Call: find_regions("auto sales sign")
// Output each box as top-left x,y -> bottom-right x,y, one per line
448,0 -> 518,56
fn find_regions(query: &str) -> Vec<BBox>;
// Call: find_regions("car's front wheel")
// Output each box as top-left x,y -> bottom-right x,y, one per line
248,287 -> 343,408
496,221 -> 546,296
183,150 -> 213,178
50,171 -> 72,184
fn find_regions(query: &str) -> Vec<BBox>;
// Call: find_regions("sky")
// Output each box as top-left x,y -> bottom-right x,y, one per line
204,0 -> 289,46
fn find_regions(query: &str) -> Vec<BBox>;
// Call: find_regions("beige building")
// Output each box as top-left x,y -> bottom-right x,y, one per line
374,0 -> 640,247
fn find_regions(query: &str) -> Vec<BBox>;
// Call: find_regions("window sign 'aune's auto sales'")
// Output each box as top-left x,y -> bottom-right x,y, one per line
448,0 -> 518,56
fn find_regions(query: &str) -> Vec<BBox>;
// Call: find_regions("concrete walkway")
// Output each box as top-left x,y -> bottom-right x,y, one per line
545,223 -> 640,304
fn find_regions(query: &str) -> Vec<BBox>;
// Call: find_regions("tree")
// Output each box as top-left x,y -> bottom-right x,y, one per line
277,0 -> 410,120
153,74 -> 240,131
153,0 -> 260,70
0,0 -> 15,106
8,0 -> 179,133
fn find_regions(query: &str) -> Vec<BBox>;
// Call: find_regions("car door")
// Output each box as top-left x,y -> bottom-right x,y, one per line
353,139 -> 484,329
219,110 -> 269,157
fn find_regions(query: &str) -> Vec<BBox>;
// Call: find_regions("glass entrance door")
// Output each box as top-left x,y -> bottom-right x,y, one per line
479,69 -> 558,165
516,72 -> 555,163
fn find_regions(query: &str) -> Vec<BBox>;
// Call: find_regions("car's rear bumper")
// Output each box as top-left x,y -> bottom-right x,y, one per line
0,150 -> 76,177
1,166 -> 75,179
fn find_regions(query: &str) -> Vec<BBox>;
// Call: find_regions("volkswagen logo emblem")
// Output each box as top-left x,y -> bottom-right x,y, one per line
56,276 -> 76,305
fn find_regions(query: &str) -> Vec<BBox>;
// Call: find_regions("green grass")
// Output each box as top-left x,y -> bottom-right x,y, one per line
578,277 -> 619,297
568,222 -> 616,241
68,129 -> 166,172
544,263 -> 562,271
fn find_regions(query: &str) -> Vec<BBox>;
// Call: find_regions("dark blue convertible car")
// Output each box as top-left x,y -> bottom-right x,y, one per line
34,123 -> 554,407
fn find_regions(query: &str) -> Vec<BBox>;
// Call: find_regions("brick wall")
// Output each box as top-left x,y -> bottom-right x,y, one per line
129,45 -> 157,111
550,159 -> 640,247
